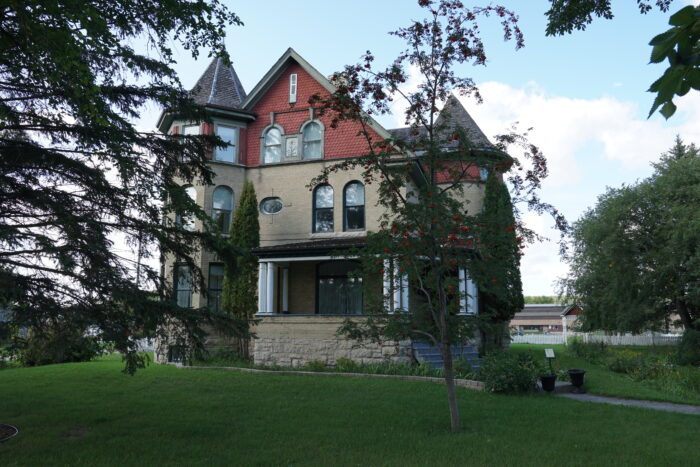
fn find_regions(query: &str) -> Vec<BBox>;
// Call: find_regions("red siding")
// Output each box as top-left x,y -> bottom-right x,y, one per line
244,62 -> 382,166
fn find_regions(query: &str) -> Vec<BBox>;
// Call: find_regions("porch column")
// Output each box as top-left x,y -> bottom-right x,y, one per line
562,316 -> 568,345
467,277 -> 478,314
258,262 -> 268,314
458,268 -> 467,315
281,266 -> 289,314
266,262 -> 276,314
393,271 -> 408,312
383,259 -> 393,313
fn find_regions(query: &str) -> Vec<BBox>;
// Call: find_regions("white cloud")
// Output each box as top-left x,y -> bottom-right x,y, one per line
455,83 -> 700,295
460,83 -> 700,179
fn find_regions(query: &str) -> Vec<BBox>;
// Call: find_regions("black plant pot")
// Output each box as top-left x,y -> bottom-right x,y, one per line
540,374 -> 557,393
568,369 -> 586,394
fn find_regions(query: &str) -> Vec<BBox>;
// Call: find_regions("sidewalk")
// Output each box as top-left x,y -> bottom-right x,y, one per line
539,380 -> 700,415
559,392 -> 700,415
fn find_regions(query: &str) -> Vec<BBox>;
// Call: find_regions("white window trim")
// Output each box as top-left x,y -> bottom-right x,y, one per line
260,124 -> 285,164
300,119 -> 324,160
289,73 -> 297,104
213,121 -> 241,164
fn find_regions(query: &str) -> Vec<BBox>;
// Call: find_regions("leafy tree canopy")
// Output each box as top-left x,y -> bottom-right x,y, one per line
562,137 -> 700,333
0,0 -> 243,373
545,1 -> 699,119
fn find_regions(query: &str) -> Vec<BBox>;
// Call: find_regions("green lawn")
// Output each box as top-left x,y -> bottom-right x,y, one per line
510,344 -> 700,406
1,356 -> 699,466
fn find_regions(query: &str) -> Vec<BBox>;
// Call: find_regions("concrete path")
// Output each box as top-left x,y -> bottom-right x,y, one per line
559,392 -> 700,415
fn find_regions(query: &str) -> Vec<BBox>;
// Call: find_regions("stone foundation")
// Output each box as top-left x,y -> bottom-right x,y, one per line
252,315 -> 412,367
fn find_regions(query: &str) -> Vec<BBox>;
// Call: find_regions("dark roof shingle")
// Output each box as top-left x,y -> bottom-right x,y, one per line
190,57 -> 247,109
388,94 -> 493,149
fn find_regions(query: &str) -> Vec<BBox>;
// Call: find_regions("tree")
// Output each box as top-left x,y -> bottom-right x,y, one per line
474,174 -> 524,351
311,0 -> 564,431
221,181 -> 260,360
0,1 -> 245,373
562,137 -> 700,333
544,1 -> 699,119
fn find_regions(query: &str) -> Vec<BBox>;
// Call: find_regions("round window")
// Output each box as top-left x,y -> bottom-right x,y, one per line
260,197 -> 283,215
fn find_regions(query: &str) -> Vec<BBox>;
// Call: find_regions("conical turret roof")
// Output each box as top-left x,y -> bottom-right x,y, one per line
190,56 -> 247,108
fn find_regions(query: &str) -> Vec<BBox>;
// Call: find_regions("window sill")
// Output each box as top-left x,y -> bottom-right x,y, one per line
309,231 -> 365,239
258,158 -> 325,167
209,160 -> 246,168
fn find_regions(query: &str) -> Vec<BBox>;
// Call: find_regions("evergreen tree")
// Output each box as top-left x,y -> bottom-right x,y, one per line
474,174 -> 524,350
0,0 -> 242,373
221,181 -> 260,359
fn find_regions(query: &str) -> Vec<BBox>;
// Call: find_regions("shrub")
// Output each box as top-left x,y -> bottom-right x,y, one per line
675,329 -> 700,366
303,360 -> 327,372
194,348 -> 248,367
605,349 -> 645,374
569,339 -> 608,363
478,351 -> 542,393
16,327 -> 103,366
335,358 -> 359,373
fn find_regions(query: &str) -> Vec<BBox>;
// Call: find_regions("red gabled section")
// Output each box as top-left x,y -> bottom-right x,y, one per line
244,62 -> 383,166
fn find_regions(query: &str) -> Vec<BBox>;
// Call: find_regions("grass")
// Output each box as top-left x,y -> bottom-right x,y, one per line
510,344 -> 700,406
1,355 -> 700,466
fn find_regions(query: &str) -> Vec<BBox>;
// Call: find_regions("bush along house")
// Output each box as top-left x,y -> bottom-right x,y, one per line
155,48 -> 500,367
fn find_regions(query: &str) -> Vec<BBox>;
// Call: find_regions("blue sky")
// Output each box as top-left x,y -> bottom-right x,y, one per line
138,0 -> 700,296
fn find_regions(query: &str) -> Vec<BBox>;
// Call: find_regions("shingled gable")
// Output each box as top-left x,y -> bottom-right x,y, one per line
241,47 -> 393,142
388,94 -> 495,150
190,56 -> 247,109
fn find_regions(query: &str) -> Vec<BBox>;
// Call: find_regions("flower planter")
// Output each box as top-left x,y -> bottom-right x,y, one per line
539,374 -> 557,393
567,369 -> 586,394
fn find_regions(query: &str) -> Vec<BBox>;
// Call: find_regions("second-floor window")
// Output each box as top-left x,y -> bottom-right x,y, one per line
175,185 -> 197,231
263,127 -> 282,164
211,186 -> 234,234
175,264 -> 192,308
343,181 -> 365,231
302,121 -> 322,159
214,124 -> 238,163
313,184 -> 334,233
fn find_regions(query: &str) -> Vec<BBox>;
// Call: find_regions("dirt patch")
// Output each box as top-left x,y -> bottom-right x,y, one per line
61,427 -> 90,440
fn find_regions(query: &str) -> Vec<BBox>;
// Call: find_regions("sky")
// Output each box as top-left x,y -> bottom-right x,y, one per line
136,0 -> 700,297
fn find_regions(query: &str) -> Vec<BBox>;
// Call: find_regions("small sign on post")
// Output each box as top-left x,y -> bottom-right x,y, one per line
544,348 -> 556,376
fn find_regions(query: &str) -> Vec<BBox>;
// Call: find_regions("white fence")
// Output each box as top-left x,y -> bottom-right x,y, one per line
510,332 -> 682,346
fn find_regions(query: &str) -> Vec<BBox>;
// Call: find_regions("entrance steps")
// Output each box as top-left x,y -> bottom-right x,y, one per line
411,341 -> 481,370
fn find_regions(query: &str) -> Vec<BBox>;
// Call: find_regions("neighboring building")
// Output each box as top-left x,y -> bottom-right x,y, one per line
510,304 -> 582,334
155,48 -> 496,366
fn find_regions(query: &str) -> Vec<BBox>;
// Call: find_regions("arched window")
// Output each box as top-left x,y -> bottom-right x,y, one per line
313,184 -> 334,233
343,181 -> 365,231
302,121 -> 323,160
211,186 -> 234,234
176,185 -> 196,231
263,127 -> 282,164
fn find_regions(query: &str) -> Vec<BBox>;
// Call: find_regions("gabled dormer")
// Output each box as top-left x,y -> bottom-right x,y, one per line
241,48 -> 391,167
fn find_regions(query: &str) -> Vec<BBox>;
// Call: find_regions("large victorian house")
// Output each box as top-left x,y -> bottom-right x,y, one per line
155,49 -> 491,366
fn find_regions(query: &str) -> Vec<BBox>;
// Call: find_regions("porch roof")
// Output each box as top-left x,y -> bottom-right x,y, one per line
252,237 -> 366,259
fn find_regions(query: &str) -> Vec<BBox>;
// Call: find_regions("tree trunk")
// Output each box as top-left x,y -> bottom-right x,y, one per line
677,299 -> 694,331
440,333 -> 461,432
